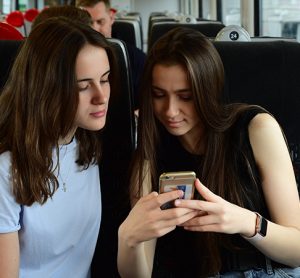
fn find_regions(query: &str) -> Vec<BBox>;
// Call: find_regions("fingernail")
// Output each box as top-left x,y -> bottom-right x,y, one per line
174,199 -> 181,206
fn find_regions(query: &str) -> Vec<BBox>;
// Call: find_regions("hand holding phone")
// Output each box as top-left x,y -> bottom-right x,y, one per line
159,171 -> 196,209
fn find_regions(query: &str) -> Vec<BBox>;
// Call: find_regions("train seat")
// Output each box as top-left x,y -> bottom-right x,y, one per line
215,25 -> 251,42
0,22 -> 24,41
5,10 -> 26,36
0,39 -> 23,91
213,40 -> 300,191
215,25 -> 297,42
91,37 -> 136,276
147,17 -> 176,46
112,18 -> 143,50
148,21 -> 225,51
119,12 -> 144,47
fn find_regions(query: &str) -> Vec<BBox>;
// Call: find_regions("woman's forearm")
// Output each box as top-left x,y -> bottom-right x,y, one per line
244,220 -> 300,267
117,223 -> 154,278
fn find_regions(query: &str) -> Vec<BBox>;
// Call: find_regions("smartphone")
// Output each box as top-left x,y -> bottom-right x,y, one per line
159,171 -> 196,209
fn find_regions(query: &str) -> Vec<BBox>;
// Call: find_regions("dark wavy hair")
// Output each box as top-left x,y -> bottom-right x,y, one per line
0,17 -> 117,206
131,27 -> 269,275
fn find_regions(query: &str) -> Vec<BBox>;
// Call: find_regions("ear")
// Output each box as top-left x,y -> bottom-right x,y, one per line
109,8 -> 116,24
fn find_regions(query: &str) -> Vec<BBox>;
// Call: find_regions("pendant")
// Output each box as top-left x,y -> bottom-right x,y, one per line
62,182 -> 67,192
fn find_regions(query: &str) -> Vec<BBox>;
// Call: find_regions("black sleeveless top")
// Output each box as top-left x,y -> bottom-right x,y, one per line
152,108 -> 282,277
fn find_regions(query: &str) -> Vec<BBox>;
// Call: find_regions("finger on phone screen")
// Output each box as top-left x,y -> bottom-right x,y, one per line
159,190 -> 183,210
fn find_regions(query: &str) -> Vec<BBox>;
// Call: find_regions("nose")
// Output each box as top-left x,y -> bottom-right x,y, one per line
165,97 -> 179,118
92,83 -> 108,104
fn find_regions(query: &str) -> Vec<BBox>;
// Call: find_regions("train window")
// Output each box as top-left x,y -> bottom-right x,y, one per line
43,1 -> 71,7
111,0 -> 131,11
202,0 -> 216,20
221,0 -> 241,26
262,0 -> 300,41
2,0 -> 12,14
201,0 -> 240,25
18,0 -> 27,12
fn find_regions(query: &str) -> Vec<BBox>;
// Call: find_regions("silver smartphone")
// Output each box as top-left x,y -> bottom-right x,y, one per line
159,171 -> 196,209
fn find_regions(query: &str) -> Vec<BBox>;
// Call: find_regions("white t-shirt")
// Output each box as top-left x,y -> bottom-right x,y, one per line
0,139 -> 101,278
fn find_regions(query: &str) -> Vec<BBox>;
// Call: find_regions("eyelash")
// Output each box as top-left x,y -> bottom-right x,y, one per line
78,79 -> 109,91
152,92 -> 192,101
152,92 -> 164,98
79,85 -> 89,91
180,95 -> 192,101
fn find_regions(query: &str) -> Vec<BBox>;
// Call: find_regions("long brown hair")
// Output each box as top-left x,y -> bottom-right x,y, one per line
132,27 -> 267,275
0,17 -> 117,206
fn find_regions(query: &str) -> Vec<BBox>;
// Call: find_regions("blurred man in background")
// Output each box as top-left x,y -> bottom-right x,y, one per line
76,0 -> 146,110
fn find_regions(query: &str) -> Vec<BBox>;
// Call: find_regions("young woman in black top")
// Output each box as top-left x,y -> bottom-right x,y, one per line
118,27 -> 300,277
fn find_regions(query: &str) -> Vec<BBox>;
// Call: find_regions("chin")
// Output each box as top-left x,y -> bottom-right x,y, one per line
93,123 -> 106,131
166,128 -> 188,137
81,122 -> 106,131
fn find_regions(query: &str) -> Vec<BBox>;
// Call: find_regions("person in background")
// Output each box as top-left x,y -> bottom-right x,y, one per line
117,27 -> 300,277
76,0 -> 146,110
31,5 -> 92,29
0,17 -> 117,277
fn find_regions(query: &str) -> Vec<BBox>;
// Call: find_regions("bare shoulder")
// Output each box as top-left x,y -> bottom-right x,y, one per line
248,112 -> 280,131
248,112 -> 290,173
247,112 -> 287,161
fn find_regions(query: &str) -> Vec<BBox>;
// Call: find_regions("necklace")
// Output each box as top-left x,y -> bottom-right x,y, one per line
56,138 -> 75,192
60,174 -> 67,192
58,160 -> 73,192
57,147 -> 73,193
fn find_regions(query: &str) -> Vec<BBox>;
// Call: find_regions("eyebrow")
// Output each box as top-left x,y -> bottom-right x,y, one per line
152,85 -> 191,93
77,69 -> 110,82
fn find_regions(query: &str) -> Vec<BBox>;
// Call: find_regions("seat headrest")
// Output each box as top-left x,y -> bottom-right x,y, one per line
215,25 -> 251,42
0,22 -> 24,40
176,15 -> 197,24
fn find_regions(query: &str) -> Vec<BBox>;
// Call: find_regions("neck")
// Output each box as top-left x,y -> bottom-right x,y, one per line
178,126 -> 206,155
58,128 -> 76,145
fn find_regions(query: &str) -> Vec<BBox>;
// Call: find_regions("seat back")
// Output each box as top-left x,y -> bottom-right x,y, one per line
0,39 -> 23,91
215,25 -> 251,42
147,15 -> 176,42
5,10 -> 26,36
213,40 -> 300,190
0,22 -> 24,41
148,21 -> 225,51
112,19 -> 143,50
91,38 -> 135,276
122,12 -> 144,45
250,37 -> 297,42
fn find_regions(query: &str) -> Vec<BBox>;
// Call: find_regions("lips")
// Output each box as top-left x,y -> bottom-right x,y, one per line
90,109 -> 106,117
166,120 -> 183,128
